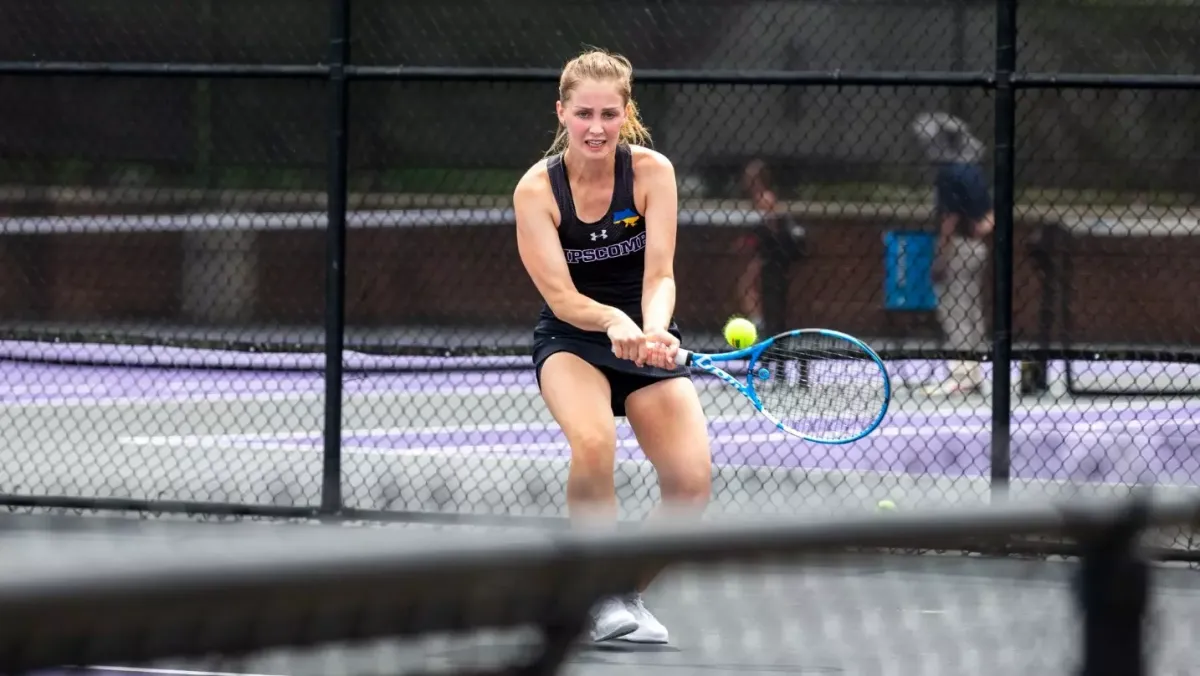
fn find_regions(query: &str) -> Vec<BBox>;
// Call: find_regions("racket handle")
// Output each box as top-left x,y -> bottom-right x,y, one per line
674,349 -> 693,367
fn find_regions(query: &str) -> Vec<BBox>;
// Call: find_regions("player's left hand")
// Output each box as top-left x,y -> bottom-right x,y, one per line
642,329 -> 680,370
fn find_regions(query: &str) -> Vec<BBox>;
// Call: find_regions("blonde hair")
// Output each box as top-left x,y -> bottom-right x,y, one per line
544,49 -> 652,156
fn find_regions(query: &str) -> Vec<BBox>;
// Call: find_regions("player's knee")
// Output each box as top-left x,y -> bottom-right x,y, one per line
659,467 -> 711,506
566,429 -> 617,494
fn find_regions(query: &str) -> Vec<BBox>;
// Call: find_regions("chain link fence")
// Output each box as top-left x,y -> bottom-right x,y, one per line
1,0 -> 1199,554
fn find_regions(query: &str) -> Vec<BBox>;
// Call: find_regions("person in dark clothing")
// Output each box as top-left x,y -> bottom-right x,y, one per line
736,159 -> 804,337
513,48 -> 711,646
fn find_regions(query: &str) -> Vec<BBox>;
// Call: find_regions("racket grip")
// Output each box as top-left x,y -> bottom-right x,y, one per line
674,349 -> 692,367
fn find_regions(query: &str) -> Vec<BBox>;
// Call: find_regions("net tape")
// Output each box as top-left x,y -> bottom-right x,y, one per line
0,494 -> 1191,675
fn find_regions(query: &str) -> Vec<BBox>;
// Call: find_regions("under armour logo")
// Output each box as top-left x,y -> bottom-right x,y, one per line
590,229 -> 607,241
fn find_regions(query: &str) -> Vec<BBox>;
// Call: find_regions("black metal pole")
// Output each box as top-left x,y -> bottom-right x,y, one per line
1075,497 -> 1149,676
990,0 -> 1017,501
949,1 -> 966,116
321,0 -> 350,515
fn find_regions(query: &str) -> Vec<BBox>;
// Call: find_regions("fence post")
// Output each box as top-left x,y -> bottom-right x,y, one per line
1075,497 -> 1150,676
990,0 -> 1018,501
321,0 -> 351,516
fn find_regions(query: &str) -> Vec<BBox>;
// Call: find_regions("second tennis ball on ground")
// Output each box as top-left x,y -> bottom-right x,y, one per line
724,317 -> 758,349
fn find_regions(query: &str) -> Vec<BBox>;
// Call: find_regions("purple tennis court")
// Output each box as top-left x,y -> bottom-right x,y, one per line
4,340 -> 1200,525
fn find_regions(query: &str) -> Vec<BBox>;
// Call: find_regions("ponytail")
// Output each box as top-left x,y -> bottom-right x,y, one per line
618,98 -> 652,147
545,126 -> 569,158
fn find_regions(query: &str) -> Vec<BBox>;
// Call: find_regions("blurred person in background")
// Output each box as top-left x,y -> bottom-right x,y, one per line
911,112 -> 993,396
735,159 -> 804,336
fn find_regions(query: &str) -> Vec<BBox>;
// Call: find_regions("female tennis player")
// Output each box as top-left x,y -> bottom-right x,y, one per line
513,49 -> 713,645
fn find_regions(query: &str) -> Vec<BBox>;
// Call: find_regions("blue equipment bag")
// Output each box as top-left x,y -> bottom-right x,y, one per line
883,230 -> 938,311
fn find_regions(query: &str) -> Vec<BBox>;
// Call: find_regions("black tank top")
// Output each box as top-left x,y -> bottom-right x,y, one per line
537,144 -> 648,328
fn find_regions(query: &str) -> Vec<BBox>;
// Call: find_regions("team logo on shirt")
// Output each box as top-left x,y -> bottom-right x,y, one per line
613,208 -> 641,228
564,230 -> 647,264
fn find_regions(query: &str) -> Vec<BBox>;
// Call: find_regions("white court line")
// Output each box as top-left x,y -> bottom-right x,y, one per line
116,433 -> 794,457
0,391 -> 330,409
0,377 -> 327,395
1011,399 -> 1198,414
1,383 -> 121,394
0,383 -> 542,409
112,397 -> 1200,447
117,415 -> 1195,457
87,666 -> 284,676
0,382 -> 545,403
5,378 -> 1198,411
0,391 -> 332,409
120,411 -> 1200,448
116,414 -> 768,445
0,373 -> 745,397
390,434 -> 799,456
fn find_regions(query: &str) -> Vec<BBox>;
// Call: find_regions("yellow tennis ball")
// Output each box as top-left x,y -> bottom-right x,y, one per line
876,499 -> 897,512
723,317 -> 758,349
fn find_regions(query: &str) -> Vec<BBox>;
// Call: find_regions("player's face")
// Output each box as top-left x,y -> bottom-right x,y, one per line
557,79 -> 626,158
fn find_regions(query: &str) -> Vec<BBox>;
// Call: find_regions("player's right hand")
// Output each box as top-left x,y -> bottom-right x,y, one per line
606,312 -> 648,366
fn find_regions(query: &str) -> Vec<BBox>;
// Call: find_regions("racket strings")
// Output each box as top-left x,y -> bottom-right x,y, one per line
755,334 -> 889,440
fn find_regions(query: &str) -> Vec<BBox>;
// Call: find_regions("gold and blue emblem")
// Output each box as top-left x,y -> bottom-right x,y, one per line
613,208 -> 641,228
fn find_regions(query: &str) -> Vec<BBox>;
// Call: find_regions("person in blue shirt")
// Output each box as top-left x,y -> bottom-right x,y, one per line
912,113 -> 994,396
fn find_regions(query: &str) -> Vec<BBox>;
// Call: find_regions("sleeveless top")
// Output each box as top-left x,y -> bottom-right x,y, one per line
536,144 -> 650,333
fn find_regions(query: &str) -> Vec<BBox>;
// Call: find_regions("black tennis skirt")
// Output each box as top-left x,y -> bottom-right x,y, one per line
531,318 -> 689,417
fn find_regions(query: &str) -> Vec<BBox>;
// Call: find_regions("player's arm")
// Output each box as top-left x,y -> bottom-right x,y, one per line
937,213 -> 959,250
514,171 -> 629,333
637,151 -> 679,334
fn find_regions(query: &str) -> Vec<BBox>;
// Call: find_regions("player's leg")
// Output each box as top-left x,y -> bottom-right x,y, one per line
539,351 -> 620,523
614,375 -> 713,643
944,237 -> 986,391
624,376 -> 713,529
955,239 -> 988,388
927,236 -> 984,395
536,350 -> 639,642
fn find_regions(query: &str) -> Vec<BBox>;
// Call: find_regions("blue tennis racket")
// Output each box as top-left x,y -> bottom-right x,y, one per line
674,328 -> 891,444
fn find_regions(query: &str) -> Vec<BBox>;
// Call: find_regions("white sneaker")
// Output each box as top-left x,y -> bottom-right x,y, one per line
589,596 -> 638,642
615,593 -> 669,644
921,361 -> 983,397
920,378 -> 981,397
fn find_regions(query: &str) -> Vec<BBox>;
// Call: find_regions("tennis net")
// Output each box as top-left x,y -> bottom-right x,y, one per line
0,494 -> 1190,676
